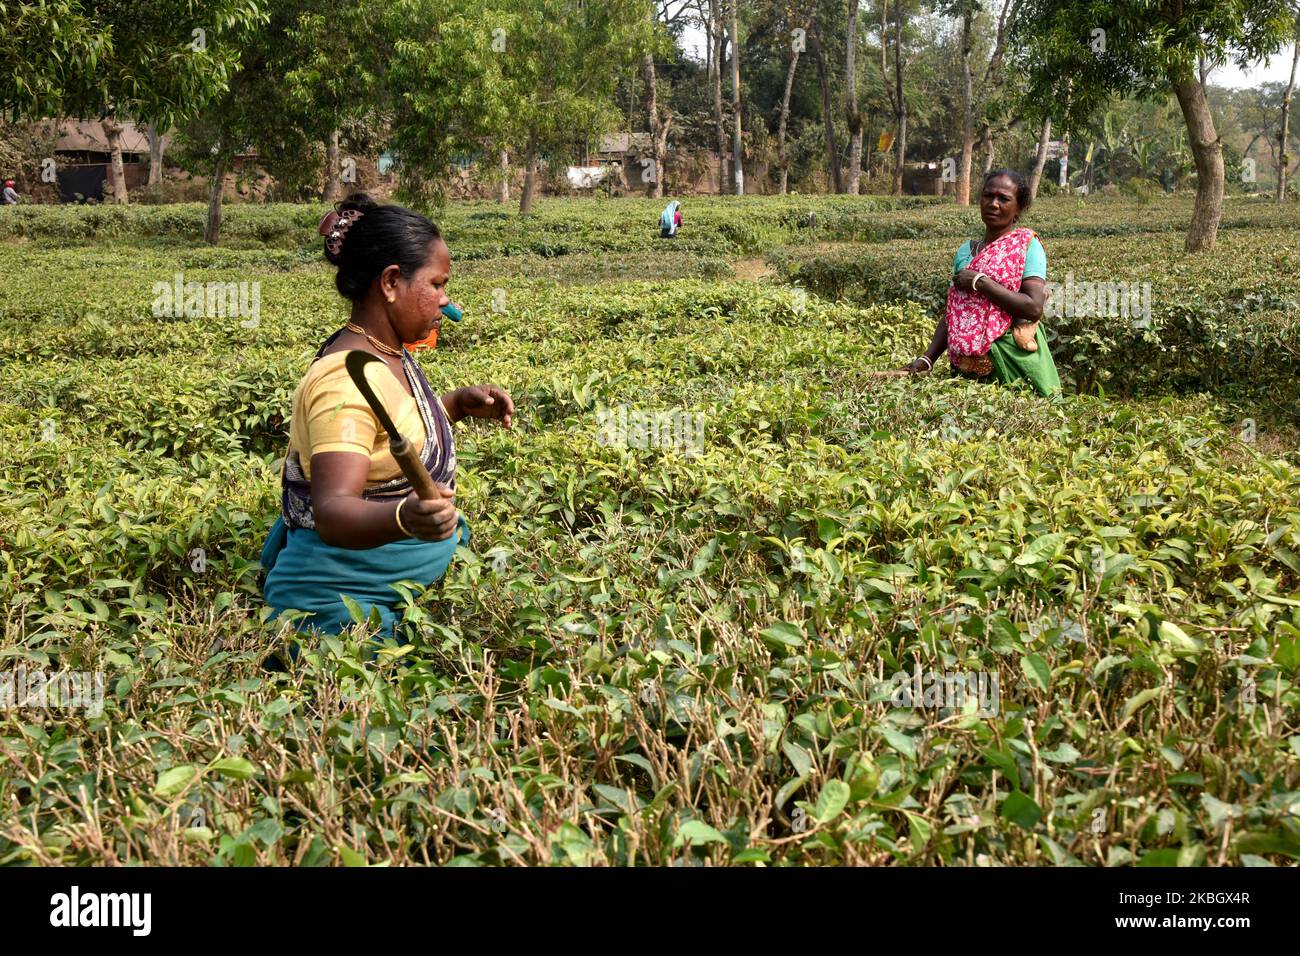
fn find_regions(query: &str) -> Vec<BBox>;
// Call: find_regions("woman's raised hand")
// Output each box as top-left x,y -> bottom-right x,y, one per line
447,385 -> 515,428
401,485 -> 459,541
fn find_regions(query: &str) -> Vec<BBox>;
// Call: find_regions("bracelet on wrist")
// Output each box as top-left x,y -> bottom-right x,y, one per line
972,272 -> 985,292
394,497 -> 413,537
915,355 -> 933,371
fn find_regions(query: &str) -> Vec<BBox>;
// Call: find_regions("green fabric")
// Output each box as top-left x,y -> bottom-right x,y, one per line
260,514 -> 470,637
987,323 -> 1062,397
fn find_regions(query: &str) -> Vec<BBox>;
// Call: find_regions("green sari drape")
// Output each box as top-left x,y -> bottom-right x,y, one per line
987,324 -> 1061,397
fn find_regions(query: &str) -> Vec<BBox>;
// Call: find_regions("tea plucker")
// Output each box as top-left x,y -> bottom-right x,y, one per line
260,193 -> 514,640
901,169 -> 1061,397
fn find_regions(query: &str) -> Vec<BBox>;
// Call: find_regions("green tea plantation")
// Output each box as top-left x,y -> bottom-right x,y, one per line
1,195 -> 1298,866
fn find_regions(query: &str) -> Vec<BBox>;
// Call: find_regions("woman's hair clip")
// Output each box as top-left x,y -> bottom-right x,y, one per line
319,207 -> 364,257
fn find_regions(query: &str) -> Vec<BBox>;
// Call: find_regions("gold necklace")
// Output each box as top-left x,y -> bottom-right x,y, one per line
345,321 -> 403,358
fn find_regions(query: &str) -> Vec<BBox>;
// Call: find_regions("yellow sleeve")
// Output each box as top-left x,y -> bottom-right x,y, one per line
301,359 -> 405,458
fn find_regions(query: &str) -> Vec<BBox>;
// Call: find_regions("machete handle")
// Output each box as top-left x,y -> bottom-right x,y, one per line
389,434 -> 442,500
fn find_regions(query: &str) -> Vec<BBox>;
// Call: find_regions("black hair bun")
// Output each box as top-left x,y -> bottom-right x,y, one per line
324,194 -> 444,303
322,193 -> 379,266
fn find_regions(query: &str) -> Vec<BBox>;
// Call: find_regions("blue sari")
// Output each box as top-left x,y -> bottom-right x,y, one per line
260,330 -> 470,638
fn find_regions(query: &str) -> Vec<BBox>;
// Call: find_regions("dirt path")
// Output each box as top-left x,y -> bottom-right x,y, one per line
732,258 -> 775,281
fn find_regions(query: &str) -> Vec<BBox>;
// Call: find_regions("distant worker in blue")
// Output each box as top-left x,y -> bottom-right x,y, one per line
659,199 -> 682,239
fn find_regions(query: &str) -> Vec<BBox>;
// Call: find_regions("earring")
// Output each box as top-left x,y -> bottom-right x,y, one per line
387,296 -> 395,303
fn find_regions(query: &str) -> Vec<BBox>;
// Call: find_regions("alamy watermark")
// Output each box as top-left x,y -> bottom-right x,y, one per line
152,273 -> 262,327
1,666 -> 105,718
50,886 -> 150,936
595,404 -> 705,457
886,662 -> 1000,717
1043,272 -> 1152,327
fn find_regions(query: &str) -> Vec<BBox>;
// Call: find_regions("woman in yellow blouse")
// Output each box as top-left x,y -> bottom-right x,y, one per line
259,193 -> 514,640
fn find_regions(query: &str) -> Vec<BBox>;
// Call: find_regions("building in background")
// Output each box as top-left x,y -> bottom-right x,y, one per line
43,119 -> 151,202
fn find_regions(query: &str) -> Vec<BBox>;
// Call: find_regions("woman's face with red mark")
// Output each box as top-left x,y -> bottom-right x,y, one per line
980,175 -> 1021,231
382,239 -> 452,344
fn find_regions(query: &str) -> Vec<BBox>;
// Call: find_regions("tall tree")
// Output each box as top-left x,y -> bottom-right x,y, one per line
975,0 -> 1020,176
0,0 -> 266,204
324,128 -> 343,201
956,2 -> 975,203
282,3 -> 390,202
708,0 -> 729,193
383,0 -> 510,208
776,10 -> 807,194
728,0 -> 744,193
385,0 -> 646,214
643,51 -> 669,198
1015,0 -> 1295,252
941,0 -> 1021,204
1027,114 -> 1052,198
1278,10 -> 1300,201
877,0 -> 909,195
642,2 -> 689,199
145,122 -> 166,186
810,17 -> 842,191
174,38 -> 285,243
175,0 -> 382,241
845,0 -> 864,192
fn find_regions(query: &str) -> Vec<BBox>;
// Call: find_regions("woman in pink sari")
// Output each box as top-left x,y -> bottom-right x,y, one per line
902,169 -> 1060,396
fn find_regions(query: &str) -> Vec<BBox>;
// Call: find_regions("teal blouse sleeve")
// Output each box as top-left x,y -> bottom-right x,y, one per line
1023,237 -> 1046,279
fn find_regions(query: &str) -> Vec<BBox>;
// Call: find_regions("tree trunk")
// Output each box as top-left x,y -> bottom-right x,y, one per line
324,128 -> 343,202
643,52 -> 668,199
845,0 -> 862,194
974,122 -> 993,175
893,109 -> 907,196
890,3 -> 906,197
710,0 -> 728,194
498,150 -> 510,203
146,122 -> 165,186
956,9 -> 973,204
810,20 -> 841,193
205,151 -> 228,245
1278,33 -> 1299,203
728,0 -> 744,195
1172,73 -> 1224,252
1028,115 -> 1052,200
520,141 -> 539,214
776,32 -> 802,195
101,118 -> 129,204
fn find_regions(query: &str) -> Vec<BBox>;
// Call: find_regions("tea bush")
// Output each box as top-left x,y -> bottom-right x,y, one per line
1,196 -> 1297,867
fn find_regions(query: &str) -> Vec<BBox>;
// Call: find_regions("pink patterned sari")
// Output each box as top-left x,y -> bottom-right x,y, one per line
945,227 -> 1036,365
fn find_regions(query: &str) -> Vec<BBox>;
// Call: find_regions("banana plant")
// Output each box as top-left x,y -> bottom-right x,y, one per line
1130,136 -> 1157,184
1097,109 -> 1130,184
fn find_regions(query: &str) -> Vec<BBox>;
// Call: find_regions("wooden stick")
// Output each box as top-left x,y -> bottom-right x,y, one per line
388,434 -> 441,500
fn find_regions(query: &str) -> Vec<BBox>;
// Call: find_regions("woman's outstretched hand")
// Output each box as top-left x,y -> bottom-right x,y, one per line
901,357 -> 933,375
446,385 -> 515,428
401,485 -> 460,541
